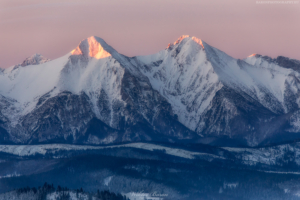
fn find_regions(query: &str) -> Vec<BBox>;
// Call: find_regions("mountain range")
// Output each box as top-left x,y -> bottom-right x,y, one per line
1,35 -> 300,147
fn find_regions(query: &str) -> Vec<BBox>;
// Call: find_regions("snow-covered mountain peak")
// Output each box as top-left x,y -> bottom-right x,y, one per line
248,53 -> 258,58
247,54 -> 275,59
244,54 -> 269,66
20,53 -> 50,67
71,36 -> 115,59
191,37 -> 205,49
245,54 -> 300,72
167,35 -> 205,50
136,35 -> 219,131
173,35 -> 191,45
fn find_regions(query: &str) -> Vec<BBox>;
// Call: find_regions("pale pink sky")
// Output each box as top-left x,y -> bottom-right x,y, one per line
0,0 -> 299,68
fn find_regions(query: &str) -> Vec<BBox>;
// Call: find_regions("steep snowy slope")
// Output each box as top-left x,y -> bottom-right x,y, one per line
135,35 -> 222,132
244,54 -> 300,113
0,36 -> 196,144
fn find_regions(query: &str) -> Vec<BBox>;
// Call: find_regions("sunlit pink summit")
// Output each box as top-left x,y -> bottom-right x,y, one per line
167,35 -> 205,49
71,36 -> 112,59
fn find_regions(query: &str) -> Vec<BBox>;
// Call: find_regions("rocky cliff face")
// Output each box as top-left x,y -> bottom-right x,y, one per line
0,35 -> 300,146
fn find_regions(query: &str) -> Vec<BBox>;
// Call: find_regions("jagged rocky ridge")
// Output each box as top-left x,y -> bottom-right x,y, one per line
0,35 -> 300,147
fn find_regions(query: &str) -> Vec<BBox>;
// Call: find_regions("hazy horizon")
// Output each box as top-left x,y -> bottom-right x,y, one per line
0,0 -> 299,68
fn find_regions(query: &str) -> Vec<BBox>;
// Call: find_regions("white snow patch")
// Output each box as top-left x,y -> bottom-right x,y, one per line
104,176 -> 113,186
0,172 -> 21,179
0,142 -> 224,160
257,170 -> 300,175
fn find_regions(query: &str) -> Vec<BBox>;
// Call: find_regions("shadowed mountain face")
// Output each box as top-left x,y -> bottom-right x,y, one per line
0,35 -> 300,147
